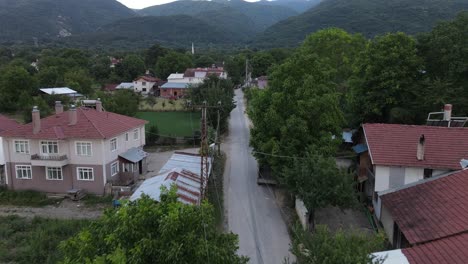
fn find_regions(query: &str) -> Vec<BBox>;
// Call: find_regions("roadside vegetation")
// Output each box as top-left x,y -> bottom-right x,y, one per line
207,153 -> 226,230
0,187 -> 62,207
0,215 -> 90,264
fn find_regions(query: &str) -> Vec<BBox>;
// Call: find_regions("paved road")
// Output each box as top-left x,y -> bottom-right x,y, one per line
224,89 -> 295,264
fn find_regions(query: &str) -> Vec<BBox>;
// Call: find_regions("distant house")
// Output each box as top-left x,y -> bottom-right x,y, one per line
372,169 -> 468,263
133,76 -> 163,95
0,100 -> 148,195
116,82 -> 134,90
355,122 -> 468,220
109,57 -> 122,68
183,66 -> 228,80
0,115 -> 19,186
40,87 -> 81,98
130,152 -> 211,205
102,84 -> 119,93
160,82 -> 189,98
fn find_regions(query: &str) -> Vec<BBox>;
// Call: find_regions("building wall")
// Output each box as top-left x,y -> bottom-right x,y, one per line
0,137 -> 5,166
380,204 -> 395,245
258,80 -> 268,89
6,162 -> 104,195
160,88 -> 188,98
104,125 -> 145,164
133,80 -> 155,94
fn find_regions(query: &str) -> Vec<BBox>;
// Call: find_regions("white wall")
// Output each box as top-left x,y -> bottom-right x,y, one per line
404,167 -> 424,184
133,80 -> 155,94
104,125 -> 146,164
0,137 -> 5,165
295,198 -> 308,230
380,204 -> 395,243
375,165 -> 390,192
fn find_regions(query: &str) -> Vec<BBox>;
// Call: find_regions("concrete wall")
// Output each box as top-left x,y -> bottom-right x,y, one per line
0,137 -> 5,165
295,198 -> 308,229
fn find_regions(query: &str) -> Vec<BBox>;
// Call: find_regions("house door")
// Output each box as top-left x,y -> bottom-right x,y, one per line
139,160 -> 143,174
174,91 -> 178,97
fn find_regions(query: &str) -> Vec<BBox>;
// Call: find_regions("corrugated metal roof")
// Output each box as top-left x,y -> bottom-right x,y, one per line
159,152 -> 209,175
40,87 -> 77,95
116,82 -> 134,89
119,147 -> 147,163
168,73 -> 184,79
161,82 -> 189,89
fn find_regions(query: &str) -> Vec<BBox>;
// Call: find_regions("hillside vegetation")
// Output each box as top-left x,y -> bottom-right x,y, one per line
256,0 -> 468,47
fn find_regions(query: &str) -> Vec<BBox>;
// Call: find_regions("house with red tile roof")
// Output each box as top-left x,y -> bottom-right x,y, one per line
0,100 -> 148,195
355,122 -> 468,220
0,114 -> 19,185
133,75 -> 164,95
371,169 -> 468,263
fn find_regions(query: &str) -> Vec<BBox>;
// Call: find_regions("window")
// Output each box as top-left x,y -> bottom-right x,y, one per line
133,129 -> 139,140
142,88 -> 147,92
46,167 -> 62,180
125,133 -> 129,141
424,168 -> 433,179
111,162 -> 119,176
77,167 -> 94,181
41,141 -> 58,154
14,140 -> 29,154
76,142 -> 92,156
16,165 -> 32,179
142,82 -> 146,86
110,138 -> 117,151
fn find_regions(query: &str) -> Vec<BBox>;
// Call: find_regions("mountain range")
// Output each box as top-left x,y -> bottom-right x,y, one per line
0,0 -> 466,49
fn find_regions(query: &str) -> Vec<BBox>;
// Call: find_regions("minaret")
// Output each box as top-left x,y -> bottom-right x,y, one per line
192,42 -> 195,55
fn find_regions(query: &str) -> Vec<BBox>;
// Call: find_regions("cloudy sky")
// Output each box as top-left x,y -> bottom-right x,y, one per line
117,0 -> 257,9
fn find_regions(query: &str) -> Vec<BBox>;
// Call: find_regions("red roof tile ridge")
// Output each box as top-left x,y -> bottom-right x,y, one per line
78,108 -> 106,139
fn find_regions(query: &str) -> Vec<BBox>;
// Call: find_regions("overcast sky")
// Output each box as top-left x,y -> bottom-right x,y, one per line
117,0 -> 257,9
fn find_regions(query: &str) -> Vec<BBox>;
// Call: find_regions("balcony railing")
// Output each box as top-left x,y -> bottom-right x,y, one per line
31,154 -> 68,161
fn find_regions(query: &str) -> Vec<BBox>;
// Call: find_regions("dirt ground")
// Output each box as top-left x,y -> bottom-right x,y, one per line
0,199 -> 103,219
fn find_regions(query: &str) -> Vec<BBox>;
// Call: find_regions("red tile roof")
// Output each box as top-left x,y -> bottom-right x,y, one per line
402,232 -> 468,264
381,169 -> 468,245
135,76 -> 161,83
0,114 -> 19,132
103,84 -> 118,91
0,107 -> 147,140
363,123 -> 468,170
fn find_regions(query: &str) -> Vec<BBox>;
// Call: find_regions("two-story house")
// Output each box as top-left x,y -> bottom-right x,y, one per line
133,76 -> 163,95
0,114 -> 19,186
355,123 -> 468,220
0,101 -> 148,195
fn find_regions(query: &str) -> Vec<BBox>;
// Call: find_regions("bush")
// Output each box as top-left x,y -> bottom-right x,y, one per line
0,187 -> 62,207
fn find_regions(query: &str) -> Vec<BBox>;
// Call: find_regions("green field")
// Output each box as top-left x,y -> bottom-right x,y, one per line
137,111 -> 201,137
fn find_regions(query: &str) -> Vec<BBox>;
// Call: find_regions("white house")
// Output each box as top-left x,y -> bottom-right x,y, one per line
356,123 -> 468,220
133,76 -> 162,95
0,115 -> 19,186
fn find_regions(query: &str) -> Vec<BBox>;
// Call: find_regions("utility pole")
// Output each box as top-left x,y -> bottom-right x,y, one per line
245,58 -> 249,86
186,100 -> 221,202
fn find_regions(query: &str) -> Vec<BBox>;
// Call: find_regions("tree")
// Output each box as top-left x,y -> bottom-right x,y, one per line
116,54 -> 146,81
250,52 -> 275,78
291,225 -> 386,264
64,69 -> 94,95
0,66 -> 37,112
155,51 -> 193,80
60,188 -> 248,264
225,54 -> 247,85
188,76 -> 235,133
146,125 -> 160,145
349,32 -> 424,124
249,51 -> 344,178
146,96 -> 156,110
284,152 -> 357,230
195,55 -> 215,67
99,90 -> 139,117
37,66 -> 62,88
144,43 -> 168,68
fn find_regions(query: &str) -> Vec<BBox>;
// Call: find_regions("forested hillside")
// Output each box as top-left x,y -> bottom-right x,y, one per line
0,0 -> 136,42
139,0 -> 298,32
256,0 -> 468,47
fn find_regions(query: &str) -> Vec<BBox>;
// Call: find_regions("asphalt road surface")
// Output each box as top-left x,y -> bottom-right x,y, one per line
224,89 -> 295,264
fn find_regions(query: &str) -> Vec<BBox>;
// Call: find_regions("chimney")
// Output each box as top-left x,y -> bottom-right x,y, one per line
417,134 -> 425,161
55,101 -> 63,114
443,104 -> 452,121
69,105 -> 77,125
32,106 -> 40,134
96,98 -> 103,112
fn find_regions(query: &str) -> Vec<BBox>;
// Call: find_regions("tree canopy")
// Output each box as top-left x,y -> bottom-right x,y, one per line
60,188 -> 248,264
155,51 -> 193,80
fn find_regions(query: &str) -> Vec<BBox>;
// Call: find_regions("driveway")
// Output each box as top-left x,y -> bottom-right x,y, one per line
224,89 -> 295,263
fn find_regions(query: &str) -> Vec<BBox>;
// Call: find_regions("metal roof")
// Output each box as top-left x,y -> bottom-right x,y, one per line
372,249 -> 409,264
167,73 -> 184,79
116,82 -> 134,89
119,147 -> 147,163
40,87 -> 77,95
161,82 -> 189,89
159,152 -> 210,175
352,144 -> 368,154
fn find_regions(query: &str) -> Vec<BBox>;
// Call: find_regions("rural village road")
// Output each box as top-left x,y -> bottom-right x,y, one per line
224,89 -> 295,264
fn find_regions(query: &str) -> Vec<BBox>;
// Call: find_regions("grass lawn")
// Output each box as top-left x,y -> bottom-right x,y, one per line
0,215 -> 90,264
137,111 -> 201,137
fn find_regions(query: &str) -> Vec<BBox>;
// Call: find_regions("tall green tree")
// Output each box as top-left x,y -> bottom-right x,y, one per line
155,51 -> 193,80
60,189 -> 248,264
249,51 -> 344,177
349,32 -> 424,124
64,69 -> 93,95
144,43 -> 168,68
116,54 -> 146,81
188,76 -> 235,133
99,89 -> 140,117
284,152 -> 356,230
250,52 -> 275,78
0,66 -> 37,112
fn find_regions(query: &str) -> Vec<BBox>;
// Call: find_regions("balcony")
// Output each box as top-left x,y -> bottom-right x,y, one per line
31,154 -> 69,167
